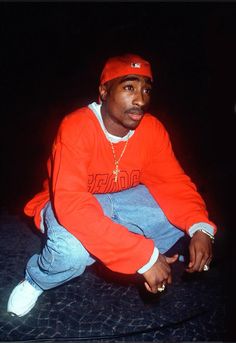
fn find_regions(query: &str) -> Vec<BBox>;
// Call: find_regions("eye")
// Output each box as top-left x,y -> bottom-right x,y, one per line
123,84 -> 134,91
144,87 -> 152,95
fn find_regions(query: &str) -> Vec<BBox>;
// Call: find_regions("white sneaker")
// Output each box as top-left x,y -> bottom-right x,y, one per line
7,280 -> 43,317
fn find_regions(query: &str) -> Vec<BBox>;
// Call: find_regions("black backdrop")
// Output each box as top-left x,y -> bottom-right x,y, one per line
1,2 -> 235,213
1,2 -> 235,337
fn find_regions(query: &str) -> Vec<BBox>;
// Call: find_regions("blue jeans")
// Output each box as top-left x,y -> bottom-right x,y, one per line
25,185 -> 184,291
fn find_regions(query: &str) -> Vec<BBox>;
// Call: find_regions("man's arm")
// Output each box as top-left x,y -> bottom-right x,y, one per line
138,230 -> 213,293
186,229 -> 213,272
141,117 -> 217,234
139,226 -> 214,293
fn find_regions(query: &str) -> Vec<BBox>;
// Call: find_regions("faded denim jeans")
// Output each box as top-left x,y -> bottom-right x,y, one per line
25,185 -> 185,291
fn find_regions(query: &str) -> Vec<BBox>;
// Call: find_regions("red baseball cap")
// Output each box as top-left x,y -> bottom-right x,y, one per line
100,54 -> 153,85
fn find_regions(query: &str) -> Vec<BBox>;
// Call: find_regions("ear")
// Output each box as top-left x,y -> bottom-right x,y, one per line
99,84 -> 108,102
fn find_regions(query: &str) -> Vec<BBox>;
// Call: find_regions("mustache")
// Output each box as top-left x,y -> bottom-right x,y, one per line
125,107 -> 144,115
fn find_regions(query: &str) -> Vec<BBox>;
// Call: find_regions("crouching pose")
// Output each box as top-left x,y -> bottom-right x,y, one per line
8,54 -> 216,317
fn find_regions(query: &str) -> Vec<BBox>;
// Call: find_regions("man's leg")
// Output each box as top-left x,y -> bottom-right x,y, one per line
8,184 -> 185,316
16,184 -> 184,292
96,184 -> 186,255
25,202 -> 95,291
7,202 -> 95,317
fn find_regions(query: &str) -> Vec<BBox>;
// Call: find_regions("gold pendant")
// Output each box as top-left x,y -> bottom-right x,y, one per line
113,163 -> 120,183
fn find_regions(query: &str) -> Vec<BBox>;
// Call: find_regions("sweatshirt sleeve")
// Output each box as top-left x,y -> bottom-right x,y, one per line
49,114 -> 155,274
141,118 -> 217,234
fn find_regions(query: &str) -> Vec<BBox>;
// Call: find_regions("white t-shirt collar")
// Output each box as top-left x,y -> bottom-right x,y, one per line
88,102 -> 135,143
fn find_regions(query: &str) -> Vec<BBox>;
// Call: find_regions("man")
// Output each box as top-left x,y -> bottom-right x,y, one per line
7,54 -> 216,317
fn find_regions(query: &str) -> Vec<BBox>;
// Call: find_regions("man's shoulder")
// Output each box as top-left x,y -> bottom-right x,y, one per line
141,112 -> 165,131
59,106 -> 97,131
57,106 -> 98,142
137,113 -> 169,144
63,106 -> 94,124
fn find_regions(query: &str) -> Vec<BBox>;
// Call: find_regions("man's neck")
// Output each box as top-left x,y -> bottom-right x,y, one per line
101,112 -> 130,138
88,102 -> 134,143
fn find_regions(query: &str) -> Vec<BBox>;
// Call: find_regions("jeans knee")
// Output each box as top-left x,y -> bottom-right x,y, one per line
63,237 -> 91,270
40,234 -> 91,273
42,202 -> 93,272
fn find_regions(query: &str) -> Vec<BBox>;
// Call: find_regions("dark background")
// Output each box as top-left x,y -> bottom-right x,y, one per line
1,1 -> 235,338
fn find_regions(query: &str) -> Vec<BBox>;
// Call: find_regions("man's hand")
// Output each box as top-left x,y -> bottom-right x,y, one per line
142,253 -> 178,293
186,230 -> 213,273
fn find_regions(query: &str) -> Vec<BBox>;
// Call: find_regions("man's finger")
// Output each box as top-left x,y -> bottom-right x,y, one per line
144,281 -> 158,294
167,273 -> 172,284
165,254 -> 179,264
188,245 -> 196,270
193,252 -> 203,271
144,281 -> 152,293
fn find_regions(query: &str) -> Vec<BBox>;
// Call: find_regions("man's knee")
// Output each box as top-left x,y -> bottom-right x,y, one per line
61,235 -> 92,270
40,231 -> 91,273
42,202 -> 92,271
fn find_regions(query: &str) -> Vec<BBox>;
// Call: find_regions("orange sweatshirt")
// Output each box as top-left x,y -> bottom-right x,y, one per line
24,105 -> 216,274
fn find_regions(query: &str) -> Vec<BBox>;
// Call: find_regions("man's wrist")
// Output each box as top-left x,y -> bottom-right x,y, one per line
194,229 -> 215,243
137,247 -> 159,274
188,222 -> 215,238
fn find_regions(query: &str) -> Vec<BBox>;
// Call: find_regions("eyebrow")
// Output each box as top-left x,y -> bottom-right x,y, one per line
119,76 -> 152,86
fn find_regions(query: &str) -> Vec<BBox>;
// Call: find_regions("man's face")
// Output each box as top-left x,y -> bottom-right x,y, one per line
99,74 -> 152,137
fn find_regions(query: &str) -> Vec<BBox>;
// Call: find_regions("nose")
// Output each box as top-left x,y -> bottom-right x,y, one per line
132,90 -> 145,108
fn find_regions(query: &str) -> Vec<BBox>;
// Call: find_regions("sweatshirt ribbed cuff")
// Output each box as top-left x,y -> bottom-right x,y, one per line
137,247 -> 159,274
188,222 -> 215,237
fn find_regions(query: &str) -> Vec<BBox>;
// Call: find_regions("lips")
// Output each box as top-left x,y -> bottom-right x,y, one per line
126,109 -> 144,121
128,113 -> 143,121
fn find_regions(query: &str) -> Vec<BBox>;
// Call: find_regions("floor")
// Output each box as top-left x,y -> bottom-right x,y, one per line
0,209 -> 228,342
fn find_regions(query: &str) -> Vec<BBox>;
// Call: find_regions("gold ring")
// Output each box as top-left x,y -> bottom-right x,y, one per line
157,284 -> 166,292
203,264 -> 210,271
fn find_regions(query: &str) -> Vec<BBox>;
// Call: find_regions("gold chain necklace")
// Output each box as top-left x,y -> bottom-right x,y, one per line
109,138 -> 129,183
